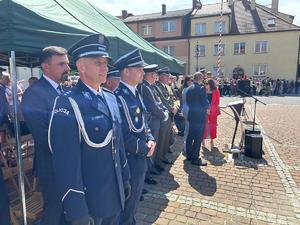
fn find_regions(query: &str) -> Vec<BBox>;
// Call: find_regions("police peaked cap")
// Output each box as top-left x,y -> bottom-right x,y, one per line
107,68 -> 120,78
157,67 -> 171,76
68,33 -> 110,62
143,64 -> 158,73
113,48 -> 147,70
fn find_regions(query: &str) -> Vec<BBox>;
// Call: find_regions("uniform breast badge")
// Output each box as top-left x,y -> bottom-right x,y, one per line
135,117 -> 139,123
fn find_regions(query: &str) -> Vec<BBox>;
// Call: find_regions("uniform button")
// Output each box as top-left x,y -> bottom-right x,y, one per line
115,163 -> 118,167
84,187 -> 87,191
95,127 -> 99,131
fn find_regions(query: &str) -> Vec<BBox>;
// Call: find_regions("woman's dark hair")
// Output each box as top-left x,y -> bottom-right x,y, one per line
208,79 -> 217,90
183,75 -> 193,88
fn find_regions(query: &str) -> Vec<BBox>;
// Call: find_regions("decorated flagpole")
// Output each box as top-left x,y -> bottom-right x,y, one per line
10,51 -> 28,225
217,0 -> 224,77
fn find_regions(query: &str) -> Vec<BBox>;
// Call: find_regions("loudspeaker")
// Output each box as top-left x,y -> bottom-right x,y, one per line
244,134 -> 263,159
245,128 -> 261,135
237,80 -> 251,96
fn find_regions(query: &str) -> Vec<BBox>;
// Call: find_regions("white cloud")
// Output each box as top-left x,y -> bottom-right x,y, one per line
89,0 -> 300,26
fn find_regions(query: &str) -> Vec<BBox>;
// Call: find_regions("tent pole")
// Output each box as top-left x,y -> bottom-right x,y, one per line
9,51 -> 28,225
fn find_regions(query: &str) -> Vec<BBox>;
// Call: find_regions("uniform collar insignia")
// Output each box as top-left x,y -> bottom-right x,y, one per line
82,91 -> 92,100
123,88 -> 129,95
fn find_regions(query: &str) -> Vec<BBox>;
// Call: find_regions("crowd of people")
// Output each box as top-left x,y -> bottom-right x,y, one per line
216,76 -> 300,97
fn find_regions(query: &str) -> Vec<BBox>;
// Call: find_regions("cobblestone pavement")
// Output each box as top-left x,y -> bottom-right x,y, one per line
136,96 -> 300,225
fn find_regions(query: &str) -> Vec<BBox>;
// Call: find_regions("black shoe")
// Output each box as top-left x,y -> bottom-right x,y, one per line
140,196 -> 144,201
154,164 -> 165,172
142,188 -> 149,194
191,158 -> 207,166
162,159 -> 174,165
145,177 -> 158,185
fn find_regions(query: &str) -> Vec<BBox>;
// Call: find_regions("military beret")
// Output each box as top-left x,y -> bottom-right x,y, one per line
107,69 -> 120,78
68,33 -> 110,62
157,67 -> 171,76
113,48 -> 147,70
143,64 -> 158,73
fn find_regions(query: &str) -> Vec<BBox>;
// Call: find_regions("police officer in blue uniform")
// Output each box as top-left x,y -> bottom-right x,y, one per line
114,49 -> 155,225
49,34 -> 131,225
137,64 -> 168,184
21,46 -> 70,225
102,68 -> 121,92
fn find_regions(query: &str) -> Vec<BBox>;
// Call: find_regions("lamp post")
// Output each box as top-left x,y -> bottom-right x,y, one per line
195,40 -> 200,72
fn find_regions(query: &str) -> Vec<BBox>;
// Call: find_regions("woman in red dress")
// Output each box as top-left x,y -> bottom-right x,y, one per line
203,79 -> 220,148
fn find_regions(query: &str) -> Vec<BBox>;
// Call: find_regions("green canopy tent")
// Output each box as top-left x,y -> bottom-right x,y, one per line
0,0 -> 185,72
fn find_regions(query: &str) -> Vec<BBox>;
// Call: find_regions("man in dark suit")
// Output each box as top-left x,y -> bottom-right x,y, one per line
137,64 -> 168,184
185,72 -> 209,166
21,46 -> 70,225
0,68 -> 10,129
114,49 -> 155,225
49,34 -> 131,225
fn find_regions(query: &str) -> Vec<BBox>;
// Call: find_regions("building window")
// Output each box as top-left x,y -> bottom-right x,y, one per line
212,65 -> 224,76
214,44 -> 225,56
234,42 -> 246,55
195,23 -> 206,35
162,21 -> 176,32
255,41 -> 268,53
267,18 -> 276,27
214,21 -> 225,33
253,64 -> 267,76
162,46 -> 175,56
142,25 -> 152,35
196,45 -> 205,57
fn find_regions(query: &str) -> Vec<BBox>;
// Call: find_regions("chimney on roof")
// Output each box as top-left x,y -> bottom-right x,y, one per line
162,4 -> 166,15
250,0 -> 256,10
271,0 -> 279,13
192,0 -> 202,10
228,0 -> 234,6
122,10 -> 128,19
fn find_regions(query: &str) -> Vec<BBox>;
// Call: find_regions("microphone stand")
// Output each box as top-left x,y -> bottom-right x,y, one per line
237,88 -> 267,131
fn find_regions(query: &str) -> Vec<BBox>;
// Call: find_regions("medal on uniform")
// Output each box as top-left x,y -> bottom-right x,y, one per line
136,107 -> 140,114
135,116 -> 139,123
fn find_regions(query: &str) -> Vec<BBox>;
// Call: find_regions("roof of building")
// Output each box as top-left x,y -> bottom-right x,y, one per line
231,0 -> 300,34
192,2 -> 231,18
123,0 -> 300,34
257,4 -> 295,23
123,8 -> 191,22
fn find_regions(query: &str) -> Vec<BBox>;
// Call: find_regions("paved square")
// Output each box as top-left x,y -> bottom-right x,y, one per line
137,96 -> 300,225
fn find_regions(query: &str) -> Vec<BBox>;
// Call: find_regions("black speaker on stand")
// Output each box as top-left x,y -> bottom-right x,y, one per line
237,88 -> 267,159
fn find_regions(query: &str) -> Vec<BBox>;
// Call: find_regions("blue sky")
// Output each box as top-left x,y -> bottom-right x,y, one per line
90,0 -> 300,26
